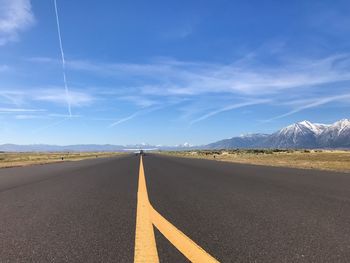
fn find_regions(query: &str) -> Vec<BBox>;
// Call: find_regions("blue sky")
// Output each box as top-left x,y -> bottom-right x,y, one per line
0,0 -> 350,145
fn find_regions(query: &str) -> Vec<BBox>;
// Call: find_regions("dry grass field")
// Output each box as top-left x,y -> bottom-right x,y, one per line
162,149 -> 350,173
0,152 -> 125,168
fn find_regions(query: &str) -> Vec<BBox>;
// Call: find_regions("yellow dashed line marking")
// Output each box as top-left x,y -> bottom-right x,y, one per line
134,155 -> 219,263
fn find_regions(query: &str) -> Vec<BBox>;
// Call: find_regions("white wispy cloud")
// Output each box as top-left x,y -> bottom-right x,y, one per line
118,95 -> 158,108
266,93 -> 350,122
0,90 -> 24,105
0,0 -> 35,45
43,54 -> 350,97
109,111 -> 141,127
33,88 -> 94,107
28,54 -> 350,97
15,114 -> 48,120
26,56 -> 58,63
0,88 -> 94,107
48,113 -> 81,118
27,53 -> 350,124
0,107 -> 45,113
109,106 -> 164,127
190,99 -> 270,124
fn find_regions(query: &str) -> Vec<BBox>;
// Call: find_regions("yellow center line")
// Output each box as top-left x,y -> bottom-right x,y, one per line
134,156 -> 159,263
150,204 -> 219,263
134,155 -> 220,263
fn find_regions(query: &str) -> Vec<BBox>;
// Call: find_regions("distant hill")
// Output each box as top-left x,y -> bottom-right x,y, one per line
0,144 -> 125,152
0,143 -> 194,152
1,119 -> 349,152
205,134 -> 269,149
205,119 -> 350,149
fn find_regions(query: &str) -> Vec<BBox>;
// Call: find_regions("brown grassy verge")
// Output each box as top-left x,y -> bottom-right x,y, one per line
0,152 -> 125,168
160,149 -> 350,173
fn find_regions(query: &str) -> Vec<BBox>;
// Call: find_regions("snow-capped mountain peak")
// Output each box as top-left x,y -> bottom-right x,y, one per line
316,119 -> 350,147
178,142 -> 192,147
319,119 -> 350,138
332,119 -> 350,133
206,118 -> 350,149
278,120 -> 328,137
298,120 -> 328,135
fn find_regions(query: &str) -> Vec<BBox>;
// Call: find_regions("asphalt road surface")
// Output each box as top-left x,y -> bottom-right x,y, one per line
1,154 -> 350,262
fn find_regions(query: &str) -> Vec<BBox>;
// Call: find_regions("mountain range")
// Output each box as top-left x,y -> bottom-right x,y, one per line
0,119 -> 349,152
206,119 -> 350,149
0,143 -> 193,152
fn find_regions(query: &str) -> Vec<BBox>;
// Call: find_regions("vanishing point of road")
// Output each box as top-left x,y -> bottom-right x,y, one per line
1,154 -> 350,262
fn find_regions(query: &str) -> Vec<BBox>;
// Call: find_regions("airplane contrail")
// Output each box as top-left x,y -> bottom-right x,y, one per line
109,112 -> 140,127
53,0 -> 72,117
108,106 -> 163,128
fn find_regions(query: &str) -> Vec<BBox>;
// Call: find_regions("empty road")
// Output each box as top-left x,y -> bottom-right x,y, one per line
1,154 -> 350,262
